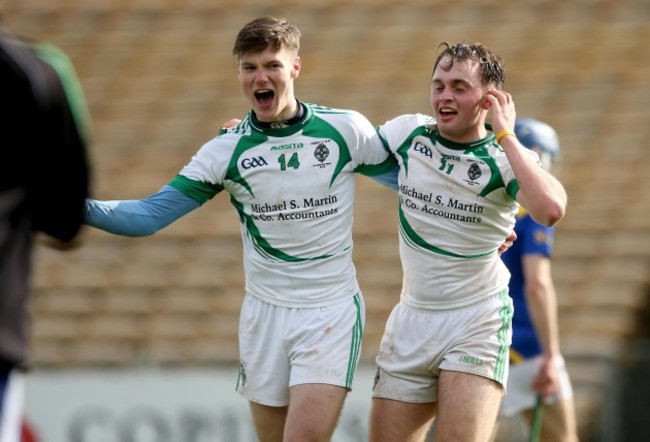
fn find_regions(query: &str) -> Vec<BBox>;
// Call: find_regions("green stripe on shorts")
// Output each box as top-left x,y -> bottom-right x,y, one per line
345,293 -> 363,387
495,289 -> 513,383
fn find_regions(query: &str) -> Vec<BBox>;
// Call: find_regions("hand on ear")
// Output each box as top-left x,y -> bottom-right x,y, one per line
484,89 -> 517,136
483,88 -> 499,109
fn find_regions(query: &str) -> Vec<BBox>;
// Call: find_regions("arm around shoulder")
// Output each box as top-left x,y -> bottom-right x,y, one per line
85,185 -> 201,237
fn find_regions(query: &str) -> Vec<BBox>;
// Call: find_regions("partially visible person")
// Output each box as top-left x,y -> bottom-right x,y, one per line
491,118 -> 578,442
368,42 -> 568,442
0,27 -> 92,442
83,16 -> 396,442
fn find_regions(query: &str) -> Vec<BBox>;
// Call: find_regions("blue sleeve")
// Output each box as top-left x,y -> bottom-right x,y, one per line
521,216 -> 554,258
84,185 -> 201,237
367,163 -> 399,192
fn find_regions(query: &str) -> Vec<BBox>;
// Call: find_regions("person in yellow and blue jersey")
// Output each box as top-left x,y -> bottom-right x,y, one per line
492,118 -> 579,442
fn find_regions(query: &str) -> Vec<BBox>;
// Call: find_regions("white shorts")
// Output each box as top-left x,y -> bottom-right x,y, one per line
372,291 -> 513,403
237,293 -> 365,406
500,354 -> 574,416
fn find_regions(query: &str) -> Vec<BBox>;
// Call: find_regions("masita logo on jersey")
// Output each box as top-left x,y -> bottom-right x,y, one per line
270,142 -> 304,151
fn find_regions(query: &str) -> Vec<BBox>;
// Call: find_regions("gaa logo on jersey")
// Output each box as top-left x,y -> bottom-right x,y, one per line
314,143 -> 330,162
241,156 -> 269,169
414,142 -> 433,158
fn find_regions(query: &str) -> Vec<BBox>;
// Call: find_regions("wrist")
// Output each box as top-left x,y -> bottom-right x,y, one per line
495,130 -> 516,144
542,353 -> 565,367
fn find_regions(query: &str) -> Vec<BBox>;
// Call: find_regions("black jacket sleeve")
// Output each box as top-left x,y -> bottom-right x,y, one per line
1,34 -> 91,243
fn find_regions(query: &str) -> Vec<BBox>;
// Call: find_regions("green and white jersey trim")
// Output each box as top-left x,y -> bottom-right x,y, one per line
379,113 -> 539,310
170,102 -> 394,308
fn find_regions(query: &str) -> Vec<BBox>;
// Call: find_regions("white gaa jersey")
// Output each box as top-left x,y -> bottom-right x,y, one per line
170,103 -> 394,308
378,113 -> 540,310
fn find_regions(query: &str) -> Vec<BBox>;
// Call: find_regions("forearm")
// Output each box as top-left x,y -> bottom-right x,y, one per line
501,135 -> 567,226
84,185 -> 200,236
525,281 -> 561,358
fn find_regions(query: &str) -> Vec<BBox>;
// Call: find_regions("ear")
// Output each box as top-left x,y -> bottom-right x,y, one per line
291,56 -> 302,79
482,87 -> 496,109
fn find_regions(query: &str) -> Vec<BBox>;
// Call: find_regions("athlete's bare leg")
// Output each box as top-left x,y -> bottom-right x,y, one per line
249,401 -> 287,442
434,370 -> 503,442
369,398 -> 437,442
285,384 -> 348,442
249,384 -> 348,442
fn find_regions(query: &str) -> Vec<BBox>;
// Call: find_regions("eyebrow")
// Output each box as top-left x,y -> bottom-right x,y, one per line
432,78 -> 473,87
240,59 -> 282,67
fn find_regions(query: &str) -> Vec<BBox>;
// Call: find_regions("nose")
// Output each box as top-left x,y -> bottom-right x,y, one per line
438,88 -> 453,102
254,69 -> 269,83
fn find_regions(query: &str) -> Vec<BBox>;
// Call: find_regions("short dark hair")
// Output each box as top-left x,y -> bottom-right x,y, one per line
232,16 -> 301,60
432,42 -> 506,89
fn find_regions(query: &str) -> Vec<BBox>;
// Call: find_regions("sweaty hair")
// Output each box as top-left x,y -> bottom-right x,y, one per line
432,42 -> 506,89
232,16 -> 301,60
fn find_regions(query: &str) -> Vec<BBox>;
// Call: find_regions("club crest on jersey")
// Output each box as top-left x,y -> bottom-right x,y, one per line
241,156 -> 269,169
467,162 -> 482,181
314,143 -> 330,162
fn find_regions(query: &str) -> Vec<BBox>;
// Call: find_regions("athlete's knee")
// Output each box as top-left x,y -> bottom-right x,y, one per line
284,424 -> 337,442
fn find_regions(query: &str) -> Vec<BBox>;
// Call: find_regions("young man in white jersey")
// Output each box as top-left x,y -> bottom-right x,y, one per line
491,118 -> 579,442
84,16 -> 396,442
368,42 -> 568,442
